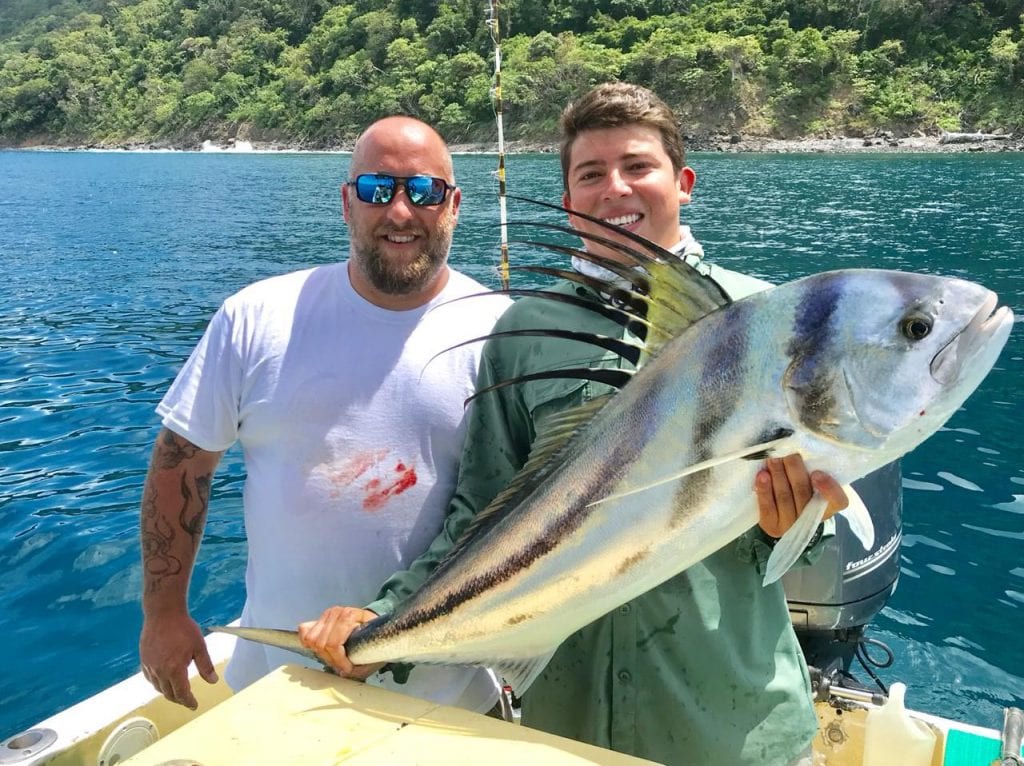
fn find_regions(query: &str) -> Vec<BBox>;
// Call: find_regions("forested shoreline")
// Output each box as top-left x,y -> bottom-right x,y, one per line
1,0 -> 1022,149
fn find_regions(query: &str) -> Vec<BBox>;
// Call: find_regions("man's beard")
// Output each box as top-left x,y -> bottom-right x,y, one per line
352,216 -> 454,296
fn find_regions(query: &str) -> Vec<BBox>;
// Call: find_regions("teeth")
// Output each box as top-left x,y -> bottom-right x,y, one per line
387,234 -> 416,243
603,213 -> 641,227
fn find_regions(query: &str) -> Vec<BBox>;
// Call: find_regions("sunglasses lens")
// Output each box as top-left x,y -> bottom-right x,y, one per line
355,174 -> 394,204
352,174 -> 449,206
406,176 -> 446,206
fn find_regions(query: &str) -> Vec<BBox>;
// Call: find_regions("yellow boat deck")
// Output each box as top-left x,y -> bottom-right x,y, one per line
16,657 -> 1015,765
121,664 -> 657,765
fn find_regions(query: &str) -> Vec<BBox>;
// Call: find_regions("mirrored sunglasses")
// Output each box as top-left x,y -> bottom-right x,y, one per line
348,173 -> 456,207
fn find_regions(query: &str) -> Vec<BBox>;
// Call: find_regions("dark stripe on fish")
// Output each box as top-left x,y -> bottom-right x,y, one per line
791,274 -> 842,343
366,388 -> 663,641
786,276 -> 844,432
671,303 -> 754,526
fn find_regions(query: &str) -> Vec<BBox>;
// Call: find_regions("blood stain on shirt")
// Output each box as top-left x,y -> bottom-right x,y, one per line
363,463 -> 418,510
328,450 -> 388,483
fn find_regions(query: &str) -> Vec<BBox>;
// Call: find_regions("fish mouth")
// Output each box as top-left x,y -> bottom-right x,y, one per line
930,292 -> 1012,385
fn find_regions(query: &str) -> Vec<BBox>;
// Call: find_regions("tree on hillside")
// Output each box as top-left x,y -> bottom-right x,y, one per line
1,0 -> 1022,143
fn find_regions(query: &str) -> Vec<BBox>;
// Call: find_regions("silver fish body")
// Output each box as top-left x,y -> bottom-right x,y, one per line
342,269 -> 1011,691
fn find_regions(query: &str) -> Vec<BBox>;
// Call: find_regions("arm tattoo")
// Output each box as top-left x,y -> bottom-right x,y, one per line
141,476 -> 182,595
179,471 -> 211,548
155,429 -> 201,470
141,457 -> 213,596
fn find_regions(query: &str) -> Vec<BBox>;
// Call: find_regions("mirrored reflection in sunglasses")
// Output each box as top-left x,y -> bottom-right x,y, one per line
348,174 -> 456,206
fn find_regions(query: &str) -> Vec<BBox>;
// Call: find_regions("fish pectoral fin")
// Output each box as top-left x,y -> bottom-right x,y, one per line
763,494 -> 830,585
587,434 -> 794,508
839,485 -> 875,550
494,651 -> 558,696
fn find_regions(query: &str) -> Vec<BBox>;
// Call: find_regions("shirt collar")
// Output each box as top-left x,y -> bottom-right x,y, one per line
571,225 -> 707,285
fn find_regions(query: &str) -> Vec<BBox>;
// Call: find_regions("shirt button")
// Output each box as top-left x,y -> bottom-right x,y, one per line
619,604 -> 631,614
617,670 -> 632,683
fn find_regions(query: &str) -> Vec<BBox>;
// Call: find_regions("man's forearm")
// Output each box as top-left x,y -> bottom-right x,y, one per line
140,429 -> 221,610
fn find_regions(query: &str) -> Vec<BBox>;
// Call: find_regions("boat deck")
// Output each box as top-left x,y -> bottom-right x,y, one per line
121,664 -> 657,765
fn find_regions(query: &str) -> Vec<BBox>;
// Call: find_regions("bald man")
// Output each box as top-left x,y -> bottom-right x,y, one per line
139,116 -> 509,712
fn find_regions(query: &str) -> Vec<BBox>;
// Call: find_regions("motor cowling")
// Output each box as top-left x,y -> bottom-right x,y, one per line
783,460 -> 902,675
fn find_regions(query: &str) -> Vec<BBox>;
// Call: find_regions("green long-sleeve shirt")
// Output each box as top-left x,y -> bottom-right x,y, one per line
368,268 -> 821,766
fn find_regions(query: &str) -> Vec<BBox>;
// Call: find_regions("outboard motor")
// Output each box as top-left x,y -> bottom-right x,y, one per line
783,461 -> 903,695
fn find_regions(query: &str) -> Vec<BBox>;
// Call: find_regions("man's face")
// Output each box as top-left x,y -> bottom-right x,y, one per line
562,125 -> 695,263
343,121 -> 460,298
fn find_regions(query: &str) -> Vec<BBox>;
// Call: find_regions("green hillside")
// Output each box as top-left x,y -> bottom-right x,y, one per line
1,0 -> 1022,146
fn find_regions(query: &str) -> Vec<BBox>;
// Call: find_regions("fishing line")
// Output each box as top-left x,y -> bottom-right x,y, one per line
487,0 -> 510,290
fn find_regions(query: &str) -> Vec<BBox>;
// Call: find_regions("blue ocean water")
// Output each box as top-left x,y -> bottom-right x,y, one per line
0,149 -> 1021,739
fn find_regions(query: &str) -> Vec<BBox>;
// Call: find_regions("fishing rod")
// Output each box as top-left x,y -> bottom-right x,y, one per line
487,0 -> 510,290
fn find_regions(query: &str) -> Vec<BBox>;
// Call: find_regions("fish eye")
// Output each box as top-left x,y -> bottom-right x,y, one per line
901,313 -> 933,341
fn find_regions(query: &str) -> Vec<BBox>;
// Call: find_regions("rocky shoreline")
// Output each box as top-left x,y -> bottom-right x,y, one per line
453,131 -> 1024,154
4,131 -> 1022,154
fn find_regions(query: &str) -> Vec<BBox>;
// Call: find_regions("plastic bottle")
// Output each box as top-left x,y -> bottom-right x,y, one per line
862,682 -> 937,766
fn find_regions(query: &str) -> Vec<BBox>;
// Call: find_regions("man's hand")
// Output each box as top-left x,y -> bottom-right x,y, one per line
140,611 -> 218,710
298,606 -> 384,679
755,454 -> 848,539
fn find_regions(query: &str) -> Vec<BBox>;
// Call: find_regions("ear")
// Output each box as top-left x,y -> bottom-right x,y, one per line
678,166 -> 696,206
562,190 -> 583,230
450,186 -> 462,222
341,183 -> 351,222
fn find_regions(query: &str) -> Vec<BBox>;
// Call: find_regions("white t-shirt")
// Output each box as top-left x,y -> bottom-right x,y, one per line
157,261 -> 510,711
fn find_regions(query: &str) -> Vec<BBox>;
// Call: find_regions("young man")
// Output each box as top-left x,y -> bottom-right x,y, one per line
138,116 -> 508,713
301,85 -> 847,765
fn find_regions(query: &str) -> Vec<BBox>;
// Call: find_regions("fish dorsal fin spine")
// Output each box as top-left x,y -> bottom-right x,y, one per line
431,328 -> 645,379
509,262 -> 653,330
509,231 -> 714,348
468,368 -> 633,404
426,288 -> 655,361
506,196 -> 733,364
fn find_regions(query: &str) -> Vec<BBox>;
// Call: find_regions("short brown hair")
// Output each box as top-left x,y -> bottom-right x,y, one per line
559,82 -> 685,191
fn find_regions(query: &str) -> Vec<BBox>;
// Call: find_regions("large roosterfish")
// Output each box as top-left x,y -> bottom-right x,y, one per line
215,199 -> 1013,693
